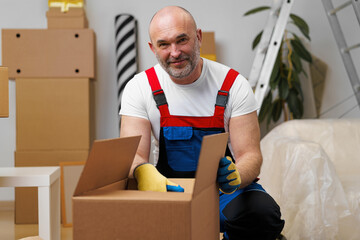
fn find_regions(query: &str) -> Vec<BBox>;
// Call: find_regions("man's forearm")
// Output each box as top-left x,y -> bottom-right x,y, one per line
235,152 -> 262,188
120,115 -> 152,178
228,112 -> 263,188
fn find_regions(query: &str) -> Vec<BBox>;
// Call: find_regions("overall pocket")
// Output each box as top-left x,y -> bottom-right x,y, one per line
163,126 -> 198,172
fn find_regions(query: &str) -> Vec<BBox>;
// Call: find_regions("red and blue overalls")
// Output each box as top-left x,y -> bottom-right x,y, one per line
145,67 -> 284,239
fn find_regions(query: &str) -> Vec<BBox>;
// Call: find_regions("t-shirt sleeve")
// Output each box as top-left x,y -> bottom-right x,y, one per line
119,74 -> 149,120
229,74 -> 259,117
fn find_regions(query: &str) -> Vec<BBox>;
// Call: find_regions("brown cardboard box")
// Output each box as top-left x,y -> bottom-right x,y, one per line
2,29 -> 95,78
73,133 -> 228,240
200,32 -> 216,61
46,7 -> 88,29
16,78 -> 93,151
15,150 -> 90,166
15,149 -> 89,223
0,66 -> 8,117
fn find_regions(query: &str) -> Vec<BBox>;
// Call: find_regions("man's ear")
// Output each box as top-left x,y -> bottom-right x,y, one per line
148,41 -> 155,54
196,29 -> 202,47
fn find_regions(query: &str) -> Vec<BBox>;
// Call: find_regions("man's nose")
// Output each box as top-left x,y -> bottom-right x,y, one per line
169,44 -> 181,58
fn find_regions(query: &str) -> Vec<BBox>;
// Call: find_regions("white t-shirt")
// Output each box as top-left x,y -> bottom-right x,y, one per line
120,58 -> 258,157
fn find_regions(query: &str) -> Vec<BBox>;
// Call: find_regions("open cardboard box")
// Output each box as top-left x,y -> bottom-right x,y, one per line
72,133 -> 229,240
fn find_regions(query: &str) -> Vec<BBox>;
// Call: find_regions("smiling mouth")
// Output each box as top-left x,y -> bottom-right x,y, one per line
171,60 -> 185,66
168,58 -> 188,67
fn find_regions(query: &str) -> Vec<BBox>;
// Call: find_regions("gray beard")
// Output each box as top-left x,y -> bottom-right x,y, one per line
156,41 -> 201,79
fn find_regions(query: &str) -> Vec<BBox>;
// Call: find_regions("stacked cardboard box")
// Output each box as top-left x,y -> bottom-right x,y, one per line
200,32 -> 217,61
1,7 -> 95,223
0,67 -> 8,117
46,7 -> 88,29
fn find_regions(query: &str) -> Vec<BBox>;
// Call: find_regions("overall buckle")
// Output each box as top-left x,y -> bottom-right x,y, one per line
215,90 -> 229,108
152,89 -> 168,108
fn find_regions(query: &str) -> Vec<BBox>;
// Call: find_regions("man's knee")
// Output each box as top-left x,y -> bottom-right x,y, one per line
222,190 -> 285,240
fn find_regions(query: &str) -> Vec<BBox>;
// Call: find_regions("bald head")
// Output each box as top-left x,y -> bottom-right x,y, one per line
149,6 -> 197,43
147,6 -> 203,83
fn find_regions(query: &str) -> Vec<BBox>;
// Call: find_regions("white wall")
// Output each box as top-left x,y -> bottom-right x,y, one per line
0,0 -> 359,200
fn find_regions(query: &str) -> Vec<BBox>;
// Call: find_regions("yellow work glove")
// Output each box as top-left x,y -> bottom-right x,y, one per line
134,163 -> 184,192
217,156 -> 241,194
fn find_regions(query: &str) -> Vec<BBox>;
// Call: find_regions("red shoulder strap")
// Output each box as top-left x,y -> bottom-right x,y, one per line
145,67 -> 161,92
214,69 -> 239,117
220,69 -> 239,92
145,67 -> 170,117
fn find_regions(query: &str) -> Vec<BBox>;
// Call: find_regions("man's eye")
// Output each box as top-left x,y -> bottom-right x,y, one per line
159,43 -> 169,48
178,38 -> 187,43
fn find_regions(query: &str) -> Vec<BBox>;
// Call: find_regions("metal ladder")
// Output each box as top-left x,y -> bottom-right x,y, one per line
322,0 -> 360,109
248,0 -> 294,114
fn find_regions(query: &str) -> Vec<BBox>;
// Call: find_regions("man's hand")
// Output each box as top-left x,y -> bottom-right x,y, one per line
217,156 -> 241,194
134,163 -> 184,192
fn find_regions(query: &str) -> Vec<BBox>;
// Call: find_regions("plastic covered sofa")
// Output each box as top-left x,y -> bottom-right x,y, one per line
259,119 -> 360,240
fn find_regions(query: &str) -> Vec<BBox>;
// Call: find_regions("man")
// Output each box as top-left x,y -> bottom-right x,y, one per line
120,6 -> 285,240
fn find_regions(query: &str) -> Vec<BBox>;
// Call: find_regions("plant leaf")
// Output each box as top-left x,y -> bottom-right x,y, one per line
270,71 -> 281,90
287,89 -> 304,119
293,33 -> 301,42
279,77 -> 289,100
270,52 -> 281,89
258,90 -> 272,123
290,37 -> 312,63
292,70 -> 300,83
271,99 -> 282,122
270,67 -> 281,90
292,80 -> 304,102
290,14 -> 310,41
244,6 -> 271,16
291,51 -> 302,73
252,31 -> 263,50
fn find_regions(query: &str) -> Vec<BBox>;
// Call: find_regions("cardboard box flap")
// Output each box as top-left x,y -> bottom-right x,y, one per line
193,133 -> 228,197
73,136 -> 141,196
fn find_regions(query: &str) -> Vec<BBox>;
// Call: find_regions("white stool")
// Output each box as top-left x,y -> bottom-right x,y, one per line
0,167 -> 60,240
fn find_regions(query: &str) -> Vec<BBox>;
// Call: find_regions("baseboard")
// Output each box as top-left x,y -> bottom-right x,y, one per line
0,201 -> 14,211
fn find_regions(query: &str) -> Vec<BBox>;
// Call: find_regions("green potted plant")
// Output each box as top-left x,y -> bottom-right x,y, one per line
244,6 -> 312,126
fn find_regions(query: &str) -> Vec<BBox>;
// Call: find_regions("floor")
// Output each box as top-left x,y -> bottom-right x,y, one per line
0,208 -> 72,240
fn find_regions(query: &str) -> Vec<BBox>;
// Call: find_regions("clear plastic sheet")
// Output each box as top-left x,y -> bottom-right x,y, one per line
259,119 -> 360,240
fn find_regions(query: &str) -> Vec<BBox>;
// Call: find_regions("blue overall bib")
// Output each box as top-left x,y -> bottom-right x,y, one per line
145,67 -> 269,237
